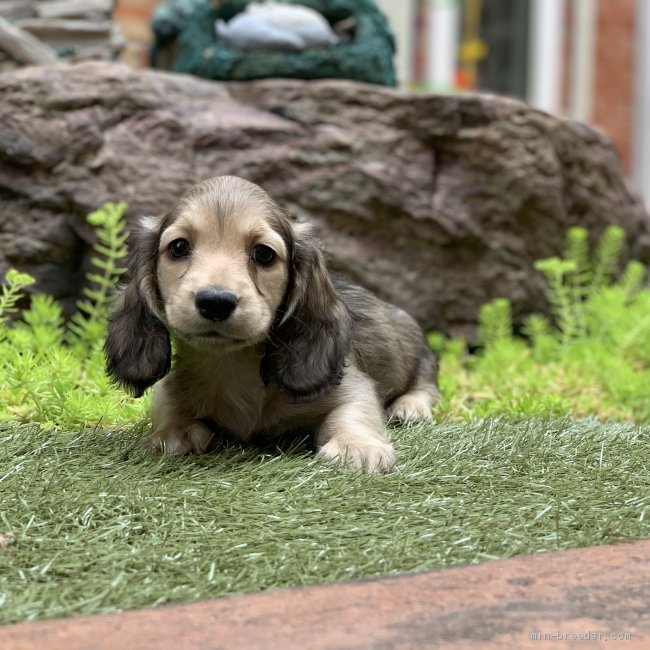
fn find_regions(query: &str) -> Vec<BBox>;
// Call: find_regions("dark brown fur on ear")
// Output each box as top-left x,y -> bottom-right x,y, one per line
262,228 -> 354,403
105,217 -> 171,398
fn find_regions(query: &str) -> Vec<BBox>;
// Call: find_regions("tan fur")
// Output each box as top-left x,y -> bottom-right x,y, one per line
106,176 -> 440,474
157,182 -> 290,351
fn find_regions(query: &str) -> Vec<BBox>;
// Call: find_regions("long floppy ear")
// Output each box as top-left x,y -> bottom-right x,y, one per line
104,215 -> 171,397
261,224 -> 354,403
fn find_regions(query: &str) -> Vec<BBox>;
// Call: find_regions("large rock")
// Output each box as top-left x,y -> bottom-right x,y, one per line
0,62 -> 648,335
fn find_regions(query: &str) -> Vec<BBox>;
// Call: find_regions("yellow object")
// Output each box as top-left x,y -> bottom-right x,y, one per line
458,0 -> 488,88
459,38 -> 488,63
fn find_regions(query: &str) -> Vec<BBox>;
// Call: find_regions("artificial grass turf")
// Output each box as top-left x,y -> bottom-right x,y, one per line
1,417 -> 649,625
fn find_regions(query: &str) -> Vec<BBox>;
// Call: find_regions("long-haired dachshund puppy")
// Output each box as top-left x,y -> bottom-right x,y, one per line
105,176 -> 439,473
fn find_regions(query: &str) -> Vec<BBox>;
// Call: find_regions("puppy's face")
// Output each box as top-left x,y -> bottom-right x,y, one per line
156,181 -> 290,350
106,175 -> 353,401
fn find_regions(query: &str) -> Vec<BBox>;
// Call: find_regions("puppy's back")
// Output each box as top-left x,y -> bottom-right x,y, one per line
332,275 -> 437,406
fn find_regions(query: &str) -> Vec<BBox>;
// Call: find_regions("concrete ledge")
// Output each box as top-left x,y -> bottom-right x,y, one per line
2,539 -> 650,649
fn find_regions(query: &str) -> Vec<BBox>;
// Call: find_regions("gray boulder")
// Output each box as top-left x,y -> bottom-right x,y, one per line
0,62 -> 648,335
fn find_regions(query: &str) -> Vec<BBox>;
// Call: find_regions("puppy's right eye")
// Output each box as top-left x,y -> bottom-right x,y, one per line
168,238 -> 192,259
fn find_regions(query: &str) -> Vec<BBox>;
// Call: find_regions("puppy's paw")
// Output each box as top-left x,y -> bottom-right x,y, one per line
387,391 -> 435,424
317,434 -> 396,474
144,422 -> 214,455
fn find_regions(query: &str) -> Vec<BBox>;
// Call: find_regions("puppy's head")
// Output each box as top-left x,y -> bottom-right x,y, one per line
105,176 -> 352,401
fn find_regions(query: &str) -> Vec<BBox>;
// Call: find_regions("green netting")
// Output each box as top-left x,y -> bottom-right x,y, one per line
152,0 -> 396,86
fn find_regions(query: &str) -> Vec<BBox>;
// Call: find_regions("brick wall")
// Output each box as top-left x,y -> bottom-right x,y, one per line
592,0 -> 637,173
113,0 -> 162,68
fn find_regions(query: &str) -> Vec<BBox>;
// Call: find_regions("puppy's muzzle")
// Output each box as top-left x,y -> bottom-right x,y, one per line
195,287 -> 239,322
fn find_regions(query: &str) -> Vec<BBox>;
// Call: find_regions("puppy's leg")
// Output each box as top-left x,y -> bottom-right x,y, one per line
316,370 -> 395,474
143,378 -> 215,455
387,386 -> 439,423
387,353 -> 440,424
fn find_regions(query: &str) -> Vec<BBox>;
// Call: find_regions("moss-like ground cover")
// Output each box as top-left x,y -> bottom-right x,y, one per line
1,209 -> 649,623
1,418 -> 648,624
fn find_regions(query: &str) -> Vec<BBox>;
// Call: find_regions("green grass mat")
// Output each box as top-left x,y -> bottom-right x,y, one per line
1,417 -> 649,625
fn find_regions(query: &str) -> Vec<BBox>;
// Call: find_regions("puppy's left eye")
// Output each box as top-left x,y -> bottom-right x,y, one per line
168,238 -> 192,259
252,244 -> 276,266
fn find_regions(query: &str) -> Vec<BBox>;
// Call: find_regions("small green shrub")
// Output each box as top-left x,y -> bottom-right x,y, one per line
434,226 -> 650,422
0,269 -> 36,336
66,202 -> 129,351
0,203 -> 149,430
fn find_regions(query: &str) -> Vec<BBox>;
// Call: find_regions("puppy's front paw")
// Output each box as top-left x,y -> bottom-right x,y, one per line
317,434 -> 396,474
144,422 -> 214,455
387,391 -> 435,424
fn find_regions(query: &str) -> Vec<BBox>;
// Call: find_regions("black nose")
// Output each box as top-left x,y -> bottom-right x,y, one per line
195,287 -> 238,322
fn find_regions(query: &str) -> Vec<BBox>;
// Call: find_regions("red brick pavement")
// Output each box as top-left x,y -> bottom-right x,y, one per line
2,539 -> 649,649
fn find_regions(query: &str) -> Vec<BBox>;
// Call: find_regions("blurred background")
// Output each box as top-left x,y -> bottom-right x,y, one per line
110,0 -> 649,206
3,0 -> 646,205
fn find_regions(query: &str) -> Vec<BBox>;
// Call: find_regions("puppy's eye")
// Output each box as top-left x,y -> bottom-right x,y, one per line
252,244 -> 276,266
168,238 -> 192,259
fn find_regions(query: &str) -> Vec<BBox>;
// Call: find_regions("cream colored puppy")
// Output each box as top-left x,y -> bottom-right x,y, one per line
105,176 -> 439,473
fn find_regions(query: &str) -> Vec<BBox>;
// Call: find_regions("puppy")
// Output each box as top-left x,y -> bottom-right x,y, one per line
105,176 -> 439,473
